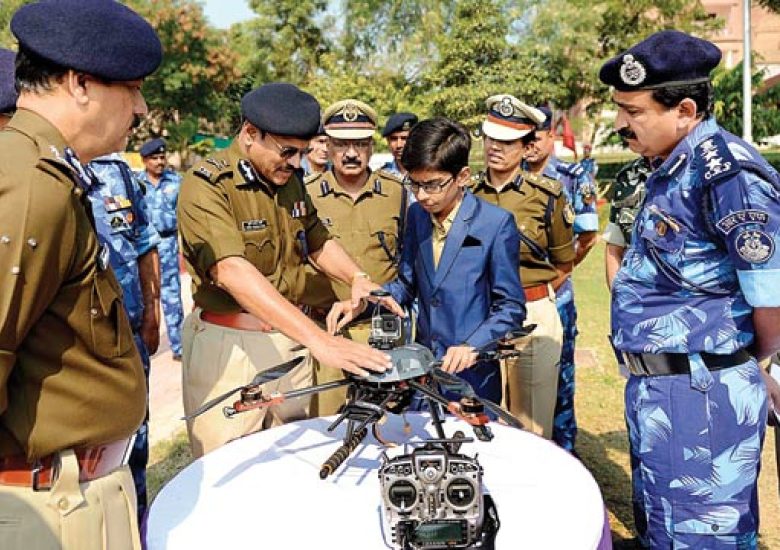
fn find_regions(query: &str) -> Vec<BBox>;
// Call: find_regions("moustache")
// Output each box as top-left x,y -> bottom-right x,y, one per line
617,127 -> 637,141
342,158 -> 362,166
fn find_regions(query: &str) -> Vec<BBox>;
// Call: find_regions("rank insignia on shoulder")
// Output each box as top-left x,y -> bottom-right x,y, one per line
241,219 -> 268,231
320,216 -> 333,227
238,159 -> 259,185
373,179 -> 383,194
205,158 -> 228,170
696,135 -> 739,183
563,203 -> 575,224
194,166 -> 213,181
736,229 -> 774,264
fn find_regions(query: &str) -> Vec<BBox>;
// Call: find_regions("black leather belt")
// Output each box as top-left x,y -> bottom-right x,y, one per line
622,349 -> 752,377
158,229 -> 177,238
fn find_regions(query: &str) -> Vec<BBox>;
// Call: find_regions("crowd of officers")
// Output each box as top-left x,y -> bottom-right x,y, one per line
1,2 -> 779,549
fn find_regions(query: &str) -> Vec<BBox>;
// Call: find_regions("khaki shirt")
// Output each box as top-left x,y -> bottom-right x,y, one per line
471,171 -> 575,287
0,110 -> 145,459
432,197 -> 463,268
178,141 -> 331,313
304,169 -> 406,305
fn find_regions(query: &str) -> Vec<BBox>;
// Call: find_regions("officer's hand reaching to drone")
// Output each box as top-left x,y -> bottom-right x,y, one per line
440,345 -> 479,373
327,281 -> 405,334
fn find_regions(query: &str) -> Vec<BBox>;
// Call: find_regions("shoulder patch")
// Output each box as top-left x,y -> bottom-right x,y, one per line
523,171 -> 563,197
695,133 -> 740,185
555,161 -> 585,178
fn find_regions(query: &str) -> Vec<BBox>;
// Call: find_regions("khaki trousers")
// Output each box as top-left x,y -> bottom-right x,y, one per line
501,291 -> 562,439
182,310 -> 313,458
0,451 -> 139,550
310,322 -> 372,417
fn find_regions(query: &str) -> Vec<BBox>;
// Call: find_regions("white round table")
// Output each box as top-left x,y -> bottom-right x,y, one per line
147,413 -> 608,549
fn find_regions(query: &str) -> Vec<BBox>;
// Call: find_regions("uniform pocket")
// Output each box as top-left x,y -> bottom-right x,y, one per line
672,501 -> 755,538
90,272 -> 133,358
243,230 -> 277,275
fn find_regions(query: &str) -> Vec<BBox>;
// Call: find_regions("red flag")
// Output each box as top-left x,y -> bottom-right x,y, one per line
559,114 -> 576,155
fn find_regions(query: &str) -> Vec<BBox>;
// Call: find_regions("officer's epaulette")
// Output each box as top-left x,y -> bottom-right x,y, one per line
522,171 -> 563,197
304,171 -> 324,186
694,133 -> 740,186
467,171 -> 487,190
192,157 -> 232,185
376,169 -> 404,185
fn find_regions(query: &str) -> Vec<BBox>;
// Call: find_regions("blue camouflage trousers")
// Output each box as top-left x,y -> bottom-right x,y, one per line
130,332 -> 150,528
554,278 -> 577,451
159,235 -> 183,355
625,359 -> 766,549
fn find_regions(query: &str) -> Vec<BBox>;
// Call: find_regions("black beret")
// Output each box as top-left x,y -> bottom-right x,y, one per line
241,83 -> 321,139
382,112 -> 418,137
536,106 -> 552,130
140,138 -> 166,158
599,30 -> 721,91
0,49 -> 17,114
11,0 -> 162,81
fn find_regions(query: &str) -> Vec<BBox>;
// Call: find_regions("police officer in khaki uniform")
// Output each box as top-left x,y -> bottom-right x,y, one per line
178,85 -> 395,458
470,95 -> 575,439
304,99 -> 408,415
0,1 -> 162,548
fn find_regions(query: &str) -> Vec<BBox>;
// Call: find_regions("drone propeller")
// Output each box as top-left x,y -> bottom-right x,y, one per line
183,355 -> 305,420
430,367 -> 524,430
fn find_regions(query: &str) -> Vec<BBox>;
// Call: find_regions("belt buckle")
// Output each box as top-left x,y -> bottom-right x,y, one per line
623,353 -> 644,376
31,458 -> 52,492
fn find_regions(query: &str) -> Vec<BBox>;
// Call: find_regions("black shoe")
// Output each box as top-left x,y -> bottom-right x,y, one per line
172,353 -> 182,362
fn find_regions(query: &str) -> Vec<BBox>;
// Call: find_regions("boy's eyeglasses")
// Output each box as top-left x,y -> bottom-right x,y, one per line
404,175 -> 455,194
266,133 -> 312,160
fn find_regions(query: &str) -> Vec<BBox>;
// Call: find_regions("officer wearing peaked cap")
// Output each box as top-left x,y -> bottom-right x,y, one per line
304,99 -> 409,416
601,30 -> 780,548
470,94 -> 575,440
178,85 -> 397,457
522,105 -> 599,453
137,138 -> 184,361
381,112 -> 418,177
0,48 -> 17,129
0,1 -> 161,548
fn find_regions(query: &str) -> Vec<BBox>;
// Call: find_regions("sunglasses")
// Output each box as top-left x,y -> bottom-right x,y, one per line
266,133 -> 312,160
404,174 -> 455,195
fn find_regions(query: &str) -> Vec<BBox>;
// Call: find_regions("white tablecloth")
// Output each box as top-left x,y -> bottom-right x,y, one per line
147,413 -> 606,549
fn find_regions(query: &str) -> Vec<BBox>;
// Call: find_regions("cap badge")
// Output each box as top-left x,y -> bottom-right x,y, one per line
619,54 -> 646,87
498,97 -> 515,117
343,102 -> 359,122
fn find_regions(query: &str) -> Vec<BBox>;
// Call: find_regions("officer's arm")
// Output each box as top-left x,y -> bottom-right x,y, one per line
547,194 -> 576,289
574,231 -> 597,266
210,256 -> 390,376
605,244 -> 625,290
138,249 -> 161,354
752,308 -> 780,361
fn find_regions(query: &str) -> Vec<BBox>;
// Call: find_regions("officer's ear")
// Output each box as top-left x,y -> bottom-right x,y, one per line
67,71 -> 90,106
676,98 -> 699,128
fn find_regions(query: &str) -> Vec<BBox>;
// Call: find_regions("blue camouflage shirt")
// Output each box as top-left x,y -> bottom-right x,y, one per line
531,156 -> 599,234
612,118 -> 780,354
136,168 -> 181,235
87,154 -> 161,330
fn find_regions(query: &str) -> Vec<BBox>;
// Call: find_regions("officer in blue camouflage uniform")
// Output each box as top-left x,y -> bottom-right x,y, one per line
87,154 -> 161,526
523,107 -> 599,452
0,48 -> 16,130
579,143 -> 598,182
380,112 -> 418,178
137,138 -> 184,360
601,30 -> 780,548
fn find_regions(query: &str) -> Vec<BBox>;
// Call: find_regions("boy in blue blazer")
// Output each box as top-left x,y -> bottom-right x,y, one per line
327,118 -> 526,401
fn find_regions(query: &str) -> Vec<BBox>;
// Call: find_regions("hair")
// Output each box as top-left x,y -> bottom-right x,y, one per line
401,117 -> 470,176
15,46 -> 69,94
651,81 -> 714,119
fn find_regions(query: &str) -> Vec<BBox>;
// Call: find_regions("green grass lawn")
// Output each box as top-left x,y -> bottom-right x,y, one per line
148,204 -> 780,546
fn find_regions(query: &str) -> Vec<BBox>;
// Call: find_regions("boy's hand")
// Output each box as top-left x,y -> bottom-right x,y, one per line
440,345 -> 478,373
326,299 -> 366,334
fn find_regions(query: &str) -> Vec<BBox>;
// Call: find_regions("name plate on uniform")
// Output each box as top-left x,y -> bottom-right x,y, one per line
242,219 -> 268,231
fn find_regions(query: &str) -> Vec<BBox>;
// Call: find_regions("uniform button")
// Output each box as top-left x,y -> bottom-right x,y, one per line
10,266 -> 19,275
27,238 -> 38,248
58,497 -> 69,510
711,524 -> 719,532
431,298 -> 440,307
90,308 -> 99,317
74,188 -> 83,197
0,235 -> 9,244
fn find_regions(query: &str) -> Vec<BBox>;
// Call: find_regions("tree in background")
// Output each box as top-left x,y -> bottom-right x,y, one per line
713,61 -> 780,142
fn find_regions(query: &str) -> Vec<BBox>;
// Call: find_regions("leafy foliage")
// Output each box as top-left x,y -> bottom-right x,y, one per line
713,61 -> 780,141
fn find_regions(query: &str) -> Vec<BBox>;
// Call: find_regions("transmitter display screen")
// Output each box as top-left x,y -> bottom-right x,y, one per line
412,521 -> 465,545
